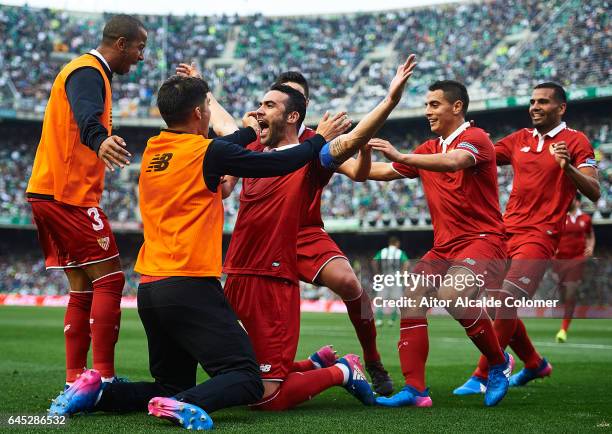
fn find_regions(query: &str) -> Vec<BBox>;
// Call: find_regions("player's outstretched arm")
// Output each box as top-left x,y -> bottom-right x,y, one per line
176,62 -> 242,136
369,138 -> 474,173
552,141 -> 600,202
367,162 -> 403,181
323,54 -> 417,166
336,146 -> 372,181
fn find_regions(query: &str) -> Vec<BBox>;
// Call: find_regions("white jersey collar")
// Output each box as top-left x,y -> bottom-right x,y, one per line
532,121 -> 566,152
440,121 -> 470,153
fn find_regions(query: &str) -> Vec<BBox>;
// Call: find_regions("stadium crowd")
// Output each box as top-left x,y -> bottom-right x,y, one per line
0,0 -> 609,118
1,115 -> 611,226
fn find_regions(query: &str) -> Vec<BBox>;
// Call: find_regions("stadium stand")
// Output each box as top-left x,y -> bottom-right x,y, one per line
0,0 -> 609,118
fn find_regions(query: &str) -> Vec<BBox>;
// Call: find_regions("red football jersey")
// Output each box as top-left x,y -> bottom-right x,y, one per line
392,123 -> 505,248
556,211 -> 592,259
223,130 -> 330,282
496,123 -> 596,236
243,125 -> 332,227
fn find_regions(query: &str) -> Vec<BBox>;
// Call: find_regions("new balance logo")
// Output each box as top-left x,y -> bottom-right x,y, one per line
259,364 -> 272,373
146,153 -> 173,172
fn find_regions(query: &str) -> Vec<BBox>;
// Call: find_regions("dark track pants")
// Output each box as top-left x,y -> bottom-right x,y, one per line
96,276 -> 263,413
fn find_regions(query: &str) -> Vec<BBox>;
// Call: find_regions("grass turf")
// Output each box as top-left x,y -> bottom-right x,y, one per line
0,306 -> 611,433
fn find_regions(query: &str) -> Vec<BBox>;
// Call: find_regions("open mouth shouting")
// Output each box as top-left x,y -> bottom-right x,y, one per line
258,118 -> 270,139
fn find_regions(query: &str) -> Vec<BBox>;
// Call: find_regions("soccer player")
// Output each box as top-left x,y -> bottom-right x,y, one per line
177,63 -> 392,394
454,82 -> 599,393
48,75 -> 351,429
25,15 -> 147,393
365,80 -> 513,407
371,236 -> 409,327
223,55 -> 417,411
553,195 -> 595,343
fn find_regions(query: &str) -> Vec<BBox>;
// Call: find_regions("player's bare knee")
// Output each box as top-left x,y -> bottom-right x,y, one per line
400,287 -> 429,319
335,273 -> 361,300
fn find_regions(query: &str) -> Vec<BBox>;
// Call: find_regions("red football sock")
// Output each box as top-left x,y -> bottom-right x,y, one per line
561,318 -> 572,332
90,271 -> 125,378
344,290 -> 380,363
458,307 -> 505,367
509,319 -> 542,369
291,359 -> 316,372
64,290 -> 93,383
253,366 -> 344,411
398,318 -> 428,392
474,304 -> 518,379
561,299 -> 575,331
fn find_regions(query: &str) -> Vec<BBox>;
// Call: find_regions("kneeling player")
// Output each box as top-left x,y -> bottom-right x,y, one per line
367,80 -> 512,407
224,55 -> 417,410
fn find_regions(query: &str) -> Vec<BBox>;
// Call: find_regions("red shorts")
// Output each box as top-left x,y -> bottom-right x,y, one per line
552,257 -> 586,284
504,232 -> 557,297
297,226 -> 347,283
224,275 -> 300,381
29,200 -> 119,269
412,235 -> 507,290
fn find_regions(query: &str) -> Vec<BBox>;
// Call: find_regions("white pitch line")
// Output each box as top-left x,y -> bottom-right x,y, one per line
439,337 -> 612,350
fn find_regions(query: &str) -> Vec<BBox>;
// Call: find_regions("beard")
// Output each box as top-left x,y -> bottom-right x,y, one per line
261,118 -> 285,148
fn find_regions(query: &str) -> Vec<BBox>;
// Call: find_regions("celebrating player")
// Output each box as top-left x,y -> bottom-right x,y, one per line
454,82 -> 599,394
222,55 -> 417,411
365,80 -> 513,407
214,68 -> 392,395
48,75 -> 351,429
553,195 -> 595,343
25,15 -> 147,395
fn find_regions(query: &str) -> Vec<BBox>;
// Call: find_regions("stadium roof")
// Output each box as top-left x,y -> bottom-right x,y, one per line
2,0 -> 463,16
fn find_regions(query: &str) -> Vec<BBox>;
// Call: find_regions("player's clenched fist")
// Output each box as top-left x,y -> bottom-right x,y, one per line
98,135 -> 131,171
315,111 -> 352,142
242,110 -> 259,132
551,141 -> 571,170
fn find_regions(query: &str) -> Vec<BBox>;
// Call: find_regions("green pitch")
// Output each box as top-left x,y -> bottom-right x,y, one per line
1,306 -> 611,433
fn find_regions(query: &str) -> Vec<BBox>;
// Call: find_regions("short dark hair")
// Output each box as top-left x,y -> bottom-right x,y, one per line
389,236 -> 400,246
102,14 -> 146,44
534,82 -> 567,103
269,84 -> 307,131
157,76 -> 210,127
428,80 -> 469,115
274,71 -> 310,99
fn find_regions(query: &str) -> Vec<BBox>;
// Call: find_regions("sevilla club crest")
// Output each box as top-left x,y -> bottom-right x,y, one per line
97,237 -> 110,251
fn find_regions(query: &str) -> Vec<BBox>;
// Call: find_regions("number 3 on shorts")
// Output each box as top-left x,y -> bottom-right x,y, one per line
87,207 -> 104,231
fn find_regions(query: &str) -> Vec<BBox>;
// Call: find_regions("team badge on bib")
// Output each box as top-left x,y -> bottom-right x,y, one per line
97,237 -> 110,251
